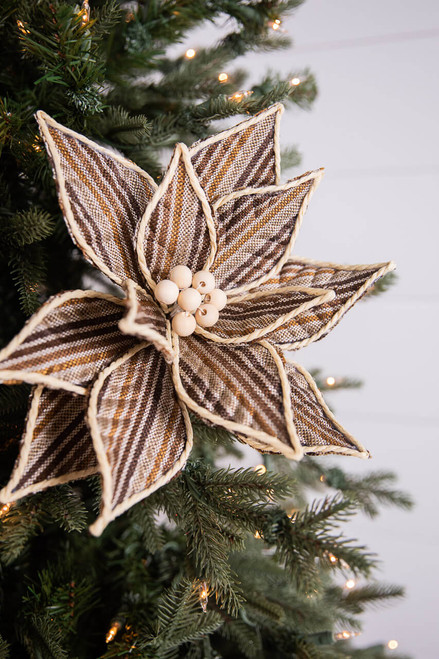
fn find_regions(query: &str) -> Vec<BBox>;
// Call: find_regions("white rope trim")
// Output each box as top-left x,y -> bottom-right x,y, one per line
0,289 -> 124,393
119,279 -> 175,363
286,359 -> 369,458
135,144 -> 217,291
36,112 -> 154,287
194,285 -> 335,345
214,170 -> 325,297
171,335 -> 299,460
0,385 -> 98,503
87,342 -> 193,536
278,260 -> 396,350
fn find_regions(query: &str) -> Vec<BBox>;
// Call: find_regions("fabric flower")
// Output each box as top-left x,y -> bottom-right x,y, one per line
0,105 -> 394,535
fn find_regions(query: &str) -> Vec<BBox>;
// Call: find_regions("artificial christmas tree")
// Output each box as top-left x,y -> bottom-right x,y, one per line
0,2 -> 410,657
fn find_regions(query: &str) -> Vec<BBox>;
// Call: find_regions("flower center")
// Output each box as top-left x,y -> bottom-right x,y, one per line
154,265 -> 227,337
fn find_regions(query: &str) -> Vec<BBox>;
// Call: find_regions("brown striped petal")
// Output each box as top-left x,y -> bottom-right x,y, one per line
136,144 -> 216,289
255,258 -> 396,349
0,291 -> 136,394
87,344 -> 192,536
0,387 -> 96,503
119,280 -> 175,363
210,171 -> 322,293
174,336 -> 303,459
190,104 -> 283,201
195,286 -> 334,344
37,112 -> 156,286
285,361 -> 368,457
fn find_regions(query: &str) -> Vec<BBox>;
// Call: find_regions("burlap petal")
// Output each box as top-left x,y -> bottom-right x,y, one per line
0,291 -> 136,393
37,111 -> 155,286
255,258 -> 396,349
0,386 -> 96,503
190,104 -> 283,201
210,171 -> 322,293
285,361 -> 369,458
136,144 -> 217,290
87,344 -> 192,536
173,336 -> 303,459
195,286 -> 334,344
119,280 -> 175,363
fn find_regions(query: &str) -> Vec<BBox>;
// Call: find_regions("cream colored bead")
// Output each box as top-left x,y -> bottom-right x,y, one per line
170,265 -> 192,290
155,279 -> 179,305
172,311 -> 196,337
178,287 -> 202,312
195,303 -> 219,328
205,288 -> 227,311
192,270 -> 215,294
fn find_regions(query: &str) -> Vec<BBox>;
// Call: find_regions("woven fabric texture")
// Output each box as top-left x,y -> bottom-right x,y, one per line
92,346 -> 187,510
46,124 -> 154,285
211,177 -> 315,291
190,108 -> 279,201
10,388 -> 95,496
203,287 -> 325,342
286,362 -> 359,452
178,336 -> 295,451
0,293 -> 136,389
257,259 -> 386,347
141,153 -> 211,284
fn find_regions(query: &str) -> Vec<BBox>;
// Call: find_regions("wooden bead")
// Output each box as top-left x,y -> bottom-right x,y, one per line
178,287 -> 202,312
192,270 -> 215,294
172,311 -> 196,337
195,303 -> 219,328
170,265 -> 192,290
205,288 -> 227,311
155,279 -> 179,305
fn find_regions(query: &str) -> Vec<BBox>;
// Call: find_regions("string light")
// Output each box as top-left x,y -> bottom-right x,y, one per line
16,20 -> 30,35
80,0 -> 90,24
185,48 -> 196,59
199,582 -> 208,613
270,19 -> 281,30
105,619 -> 123,643
328,553 -> 338,564
319,474 -> 326,482
0,502 -> 12,518
326,376 -> 336,386
388,640 -> 399,650
290,77 -> 301,86
254,464 -> 266,475
344,579 -> 356,590
228,90 -> 253,102
254,531 -> 262,539
335,630 -> 361,641
218,72 -> 228,83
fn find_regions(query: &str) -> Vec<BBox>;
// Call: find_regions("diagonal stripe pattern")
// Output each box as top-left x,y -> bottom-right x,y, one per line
257,259 -> 391,347
42,119 -> 154,285
178,337 -> 294,451
286,362 -> 365,455
190,107 -> 280,201
8,388 -> 96,497
0,293 -> 136,390
141,153 -> 212,284
199,287 -> 328,342
91,346 -> 188,509
211,178 -> 315,291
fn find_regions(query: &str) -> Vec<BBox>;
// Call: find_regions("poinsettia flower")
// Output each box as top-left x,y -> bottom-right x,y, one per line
0,105 -> 394,536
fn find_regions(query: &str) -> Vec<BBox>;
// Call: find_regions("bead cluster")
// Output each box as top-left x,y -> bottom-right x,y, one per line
154,265 -> 227,337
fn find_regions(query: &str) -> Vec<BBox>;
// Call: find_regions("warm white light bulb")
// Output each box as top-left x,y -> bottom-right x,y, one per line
326,376 -> 336,386
254,464 -> 266,475
218,72 -> 228,82
345,579 -> 356,590
388,640 -> 399,650
185,48 -> 196,59
290,77 -> 301,86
